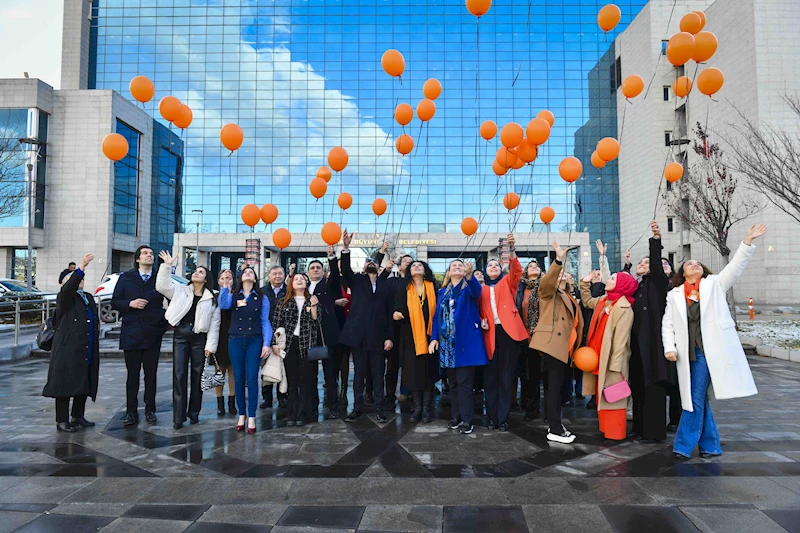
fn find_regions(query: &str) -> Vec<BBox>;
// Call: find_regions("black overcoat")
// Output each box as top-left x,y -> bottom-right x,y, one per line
111,268 -> 168,350
338,251 -> 394,353
631,237 -> 670,386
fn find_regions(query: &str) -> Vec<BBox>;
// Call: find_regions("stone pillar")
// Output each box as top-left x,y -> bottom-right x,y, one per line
60,0 -> 92,90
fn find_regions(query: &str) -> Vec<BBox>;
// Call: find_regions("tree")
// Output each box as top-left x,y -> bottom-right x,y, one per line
663,122 -> 765,320
0,115 -> 28,220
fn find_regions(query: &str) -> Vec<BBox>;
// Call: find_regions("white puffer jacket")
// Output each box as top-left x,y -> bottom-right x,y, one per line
156,264 -> 221,353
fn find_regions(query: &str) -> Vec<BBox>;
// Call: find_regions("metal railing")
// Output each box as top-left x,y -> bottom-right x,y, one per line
0,296 -> 57,346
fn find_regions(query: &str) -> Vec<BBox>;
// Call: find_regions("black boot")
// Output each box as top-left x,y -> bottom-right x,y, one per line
217,397 -> 225,416
410,391 -> 423,423
422,391 -> 433,423
228,396 -> 237,415
339,384 -> 348,408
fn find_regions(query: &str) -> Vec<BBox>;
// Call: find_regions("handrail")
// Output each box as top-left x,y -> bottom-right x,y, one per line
0,295 -> 96,347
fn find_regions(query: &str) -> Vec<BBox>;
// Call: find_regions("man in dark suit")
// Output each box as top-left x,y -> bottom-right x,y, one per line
339,230 -> 394,423
260,264 -> 288,409
111,246 -> 168,427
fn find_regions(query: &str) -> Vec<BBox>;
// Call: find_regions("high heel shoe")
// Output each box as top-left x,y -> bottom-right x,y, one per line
247,417 -> 256,435
236,415 -> 246,432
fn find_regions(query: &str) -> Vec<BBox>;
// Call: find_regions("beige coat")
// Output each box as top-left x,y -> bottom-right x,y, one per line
530,261 -> 584,364
580,280 -> 634,411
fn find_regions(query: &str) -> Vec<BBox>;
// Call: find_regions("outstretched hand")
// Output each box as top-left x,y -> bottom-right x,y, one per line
553,241 -> 567,262
744,224 -> 767,245
595,239 -> 607,256
80,254 -> 94,270
158,250 -> 175,266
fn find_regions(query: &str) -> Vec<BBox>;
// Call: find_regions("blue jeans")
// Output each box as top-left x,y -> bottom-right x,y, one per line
229,335 -> 263,418
673,347 -> 722,458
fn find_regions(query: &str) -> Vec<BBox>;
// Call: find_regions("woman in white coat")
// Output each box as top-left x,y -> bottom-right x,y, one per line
157,251 -> 221,430
662,224 -> 767,458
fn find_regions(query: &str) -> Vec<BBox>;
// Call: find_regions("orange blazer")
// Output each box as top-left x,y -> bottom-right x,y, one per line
479,256 -> 529,359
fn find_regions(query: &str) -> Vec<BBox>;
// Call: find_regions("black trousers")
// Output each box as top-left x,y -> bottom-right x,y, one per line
384,344 -> 400,403
353,348 -> 385,413
284,337 -> 311,422
339,346 -> 351,390
125,346 -> 160,415
173,327 -> 206,424
262,382 -> 288,404
55,395 -> 87,423
523,348 -> 544,416
545,356 -> 567,434
667,384 -> 682,426
322,345 -> 344,411
484,325 -> 519,425
446,366 -> 477,425
632,383 -> 668,441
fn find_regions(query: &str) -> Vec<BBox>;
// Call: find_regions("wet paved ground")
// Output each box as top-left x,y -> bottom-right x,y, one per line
0,355 -> 799,532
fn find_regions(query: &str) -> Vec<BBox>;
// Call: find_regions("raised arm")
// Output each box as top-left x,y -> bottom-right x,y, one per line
340,230 -> 356,286
649,221 -> 669,293
596,240 -> 611,282
507,255 -> 522,297
465,270 -> 483,300
717,224 -> 766,293
580,278 -> 603,310
326,245 -> 342,299
218,287 -> 233,309
155,262 -> 176,300
540,241 -> 567,300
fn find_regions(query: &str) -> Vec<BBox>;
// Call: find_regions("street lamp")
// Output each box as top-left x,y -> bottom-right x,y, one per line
18,137 -> 43,291
192,209 -> 203,270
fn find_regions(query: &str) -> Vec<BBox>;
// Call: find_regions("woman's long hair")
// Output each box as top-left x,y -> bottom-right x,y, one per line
280,273 -> 312,310
522,259 -> 542,280
194,266 -> 217,306
671,261 -> 713,287
232,266 -> 263,300
405,260 -> 439,292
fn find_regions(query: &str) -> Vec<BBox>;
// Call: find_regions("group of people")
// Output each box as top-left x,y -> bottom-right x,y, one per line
41,221 -> 767,459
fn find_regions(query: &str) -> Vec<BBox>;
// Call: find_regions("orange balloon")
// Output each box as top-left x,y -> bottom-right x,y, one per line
666,32 -> 696,67
461,217 -> 478,236
680,12 -> 703,34
129,76 -> 154,104
697,67 -> 724,96
559,157 -> 583,183
220,123 -> 244,152
622,75 -> 645,99
591,151 -> 606,169
158,96 -> 182,122
515,138 -> 538,163
480,120 -> 498,141
539,206 -> 555,225
537,109 -> 555,127
316,166 -> 332,183
492,160 -> 508,176
597,4 -> 621,32
272,228 -> 292,249
328,147 -> 349,172
102,133 -> 129,161
672,76 -> 693,97
597,137 -> 620,162
511,157 -> 525,170
692,31 -> 718,63
241,204 -> 261,227
573,346 -> 599,372
503,192 -> 520,211
423,78 -> 442,100
496,147 -> 518,169
466,0 -> 492,18
321,222 -> 342,246
260,204 -> 278,225
694,11 -> 707,30
416,99 -> 436,122
381,49 -> 405,78
372,198 -> 387,216
526,118 -> 551,145
396,134 -> 414,155
337,192 -> 353,210
309,177 -> 327,199
500,122 -> 524,149
395,103 -> 413,126
173,105 -> 193,129
664,162 -> 684,183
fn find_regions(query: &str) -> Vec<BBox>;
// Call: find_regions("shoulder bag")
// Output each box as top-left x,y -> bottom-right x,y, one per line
307,316 -> 328,361
201,354 -> 226,391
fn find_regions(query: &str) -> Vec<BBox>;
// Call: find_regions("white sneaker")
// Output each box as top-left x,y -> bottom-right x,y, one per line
547,426 -> 576,444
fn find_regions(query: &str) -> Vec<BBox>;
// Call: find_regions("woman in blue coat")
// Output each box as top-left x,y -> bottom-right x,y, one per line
429,259 -> 488,434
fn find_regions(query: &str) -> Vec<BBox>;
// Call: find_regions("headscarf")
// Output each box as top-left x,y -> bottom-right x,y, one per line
483,262 -> 504,287
607,271 -> 638,305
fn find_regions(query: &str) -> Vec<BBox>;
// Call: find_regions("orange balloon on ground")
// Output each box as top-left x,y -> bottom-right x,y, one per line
480,120 -> 497,141
328,147 -> 349,172
680,12 -> 703,34
516,138 -> 538,163
241,204 -> 261,227
272,228 -> 292,249
666,32 -> 696,67
423,78 -> 442,100
664,162 -> 684,183
597,137 -> 620,162
692,31 -> 718,63
461,217 -> 478,236
503,192 -> 520,211
417,99 -> 436,122
381,49 -> 405,77
220,123 -> 244,151
574,346 -> 599,372
129,76 -> 154,103
697,67 -> 724,96
496,147 -> 518,168
466,0 -> 492,18
598,4 -> 622,32
102,133 -> 129,161
526,118 -> 551,145
537,109 -> 555,127
372,198 -> 387,216
591,151 -> 606,169
321,222 -> 342,246
395,103 -> 413,126
540,206 -> 555,225
173,105 -> 193,129
260,204 -> 278,225
159,96 -> 182,122
396,134 -> 414,155
500,122 -> 524,149
622,75 -> 645,99
559,157 -> 583,183
673,76 -> 693,97
337,192 -> 353,210
492,160 -> 508,176
309,177 -> 327,199
316,166 -> 332,182
694,11 -> 707,30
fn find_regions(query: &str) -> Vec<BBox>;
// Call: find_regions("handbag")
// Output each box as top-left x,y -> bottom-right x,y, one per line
603,378 -> 632,403
201,354 -> 225,391
261,353 -> 283,383
36,317 -> 55,352
307,319 -> 328,361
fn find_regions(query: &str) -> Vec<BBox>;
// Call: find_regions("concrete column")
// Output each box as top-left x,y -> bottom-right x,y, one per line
60,0 -> 92,90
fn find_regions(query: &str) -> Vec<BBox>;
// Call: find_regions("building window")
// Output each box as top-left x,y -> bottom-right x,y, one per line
667,218 -> 674,232
34,112 -> 48,229
0,109 -> 30,229
661,41 -> 667,55
11,248 -> 36,284
113,120 -> 141,236
150,121 -> 182,254
664,131 -> 672,146
668,252 -> 675,266
615,56 -> 622,89
666,181 -> 673,192
663,86 -> 671,101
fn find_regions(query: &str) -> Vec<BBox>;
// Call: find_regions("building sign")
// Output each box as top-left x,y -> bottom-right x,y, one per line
245,239 -> 261,265
349,238 -> 437,246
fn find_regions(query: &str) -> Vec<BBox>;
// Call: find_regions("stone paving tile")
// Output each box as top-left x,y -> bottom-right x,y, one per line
50,502 -> 134,516
761,509 -> 800,533
186,524 -> 273,533
442,505 -> 527,533
358,505 -> 443,533
0,477 -> 95,503
522,504 -> 614,533
679,506 -> 787,533
197,504 -> 288,525
99,517 -> 193,533
13,513 -> 115,533
0,510 -> 40,533
61,478 -> 164,503
429,479 -> 510,505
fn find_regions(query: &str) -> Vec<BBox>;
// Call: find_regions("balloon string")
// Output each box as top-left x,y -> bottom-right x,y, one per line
644,0 -> 679,100
228,154 -> 233,216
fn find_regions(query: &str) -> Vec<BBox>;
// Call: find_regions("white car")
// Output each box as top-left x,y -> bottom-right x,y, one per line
94,272 -> 190,323
0,278 -> 57,301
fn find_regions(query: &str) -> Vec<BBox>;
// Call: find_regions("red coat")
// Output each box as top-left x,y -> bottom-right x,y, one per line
479,257 -> 529,359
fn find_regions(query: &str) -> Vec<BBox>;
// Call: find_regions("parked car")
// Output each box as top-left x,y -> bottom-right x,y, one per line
0,278 -> 57,301
94,272 -> 190,323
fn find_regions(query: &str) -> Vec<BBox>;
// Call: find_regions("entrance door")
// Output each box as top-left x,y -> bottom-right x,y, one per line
278,251 -> 329,275
211,252 -> 247,288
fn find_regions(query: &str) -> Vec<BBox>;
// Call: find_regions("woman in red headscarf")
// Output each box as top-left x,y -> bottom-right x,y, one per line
580,271 -> 638,440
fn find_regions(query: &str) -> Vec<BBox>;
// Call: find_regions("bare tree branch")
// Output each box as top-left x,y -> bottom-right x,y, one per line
0,114 -> 29,220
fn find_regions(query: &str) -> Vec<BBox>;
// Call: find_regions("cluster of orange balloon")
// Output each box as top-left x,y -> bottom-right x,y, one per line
392,79 -> 441,156
158,96 -> 193,130
241,203 -> 279,228
588,137 -> 620,173
486,110 -> 553,176
665,12 -> 722,97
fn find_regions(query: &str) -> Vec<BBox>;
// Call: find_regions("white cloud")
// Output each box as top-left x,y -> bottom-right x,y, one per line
0,0 -> 63,88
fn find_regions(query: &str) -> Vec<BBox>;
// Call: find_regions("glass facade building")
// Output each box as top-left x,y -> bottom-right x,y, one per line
90,0 -> 645,264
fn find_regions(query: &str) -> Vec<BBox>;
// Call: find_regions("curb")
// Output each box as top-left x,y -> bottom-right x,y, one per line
0,342 -> 35,362
740,335 -> 800,363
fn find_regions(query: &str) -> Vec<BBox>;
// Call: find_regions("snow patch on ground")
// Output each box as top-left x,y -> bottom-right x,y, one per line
738,320 -> 800,349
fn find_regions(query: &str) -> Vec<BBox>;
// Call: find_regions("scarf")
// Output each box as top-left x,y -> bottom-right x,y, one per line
684,280 -> 700,306
407,280 -> 437,356
522,278 -> 540,335
587,297 -> 613,374
77,289 -> 89,306
439,282 -> 462,369
607,272 -> 638,305
484,269 -> 504,287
